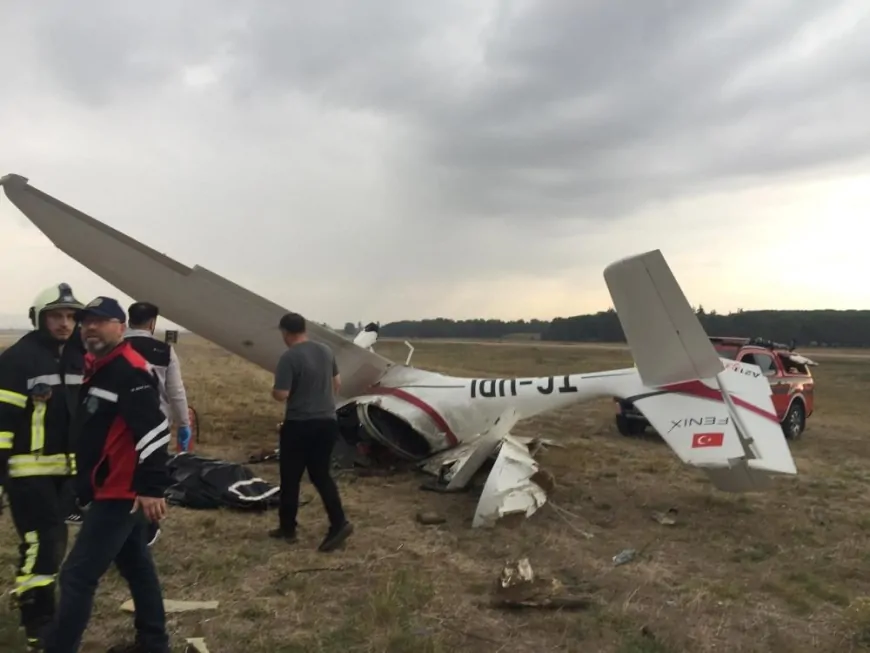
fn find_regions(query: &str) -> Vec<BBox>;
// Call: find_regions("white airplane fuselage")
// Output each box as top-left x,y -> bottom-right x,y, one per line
338,363 -> 643,460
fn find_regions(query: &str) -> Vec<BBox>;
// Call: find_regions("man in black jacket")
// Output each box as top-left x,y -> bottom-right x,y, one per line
0,283 -> 85,651
41,296 -> 173,653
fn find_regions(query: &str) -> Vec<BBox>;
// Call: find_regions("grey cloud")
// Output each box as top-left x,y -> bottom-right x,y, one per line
220,0 -> 870,221
4,0 -> 240,105
4,0 -> 870,322
11,0 -> 870,222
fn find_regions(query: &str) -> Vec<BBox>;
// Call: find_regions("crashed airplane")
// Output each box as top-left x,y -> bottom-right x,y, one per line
0,173 -> 799,527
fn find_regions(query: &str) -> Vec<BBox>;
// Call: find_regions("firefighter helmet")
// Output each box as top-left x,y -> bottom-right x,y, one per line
28,283 -> 84,327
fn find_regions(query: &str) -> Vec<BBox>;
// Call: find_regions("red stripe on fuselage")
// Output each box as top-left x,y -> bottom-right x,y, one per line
366,387 -> 458,447
661,380 -> 779,423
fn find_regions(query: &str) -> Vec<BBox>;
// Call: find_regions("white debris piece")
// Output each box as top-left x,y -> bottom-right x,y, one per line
184,638 -> 211,653
121,599 -> 219,613
446,408 -> 519,491
473,434 -> 550,528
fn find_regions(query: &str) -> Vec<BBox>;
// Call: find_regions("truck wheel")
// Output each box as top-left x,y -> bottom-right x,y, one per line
782,401 -> 805,440
616,414 -> 646,437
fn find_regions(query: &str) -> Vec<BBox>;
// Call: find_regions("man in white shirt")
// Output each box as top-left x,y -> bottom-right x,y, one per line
123,301 -> 192,548
124,302 -> 191,451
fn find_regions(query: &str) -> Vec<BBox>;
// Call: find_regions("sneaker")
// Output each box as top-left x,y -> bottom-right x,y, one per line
318,521 -> 353,552
268,528 -> 297,543
26,637 -> 44,652
65,509 -> 84,525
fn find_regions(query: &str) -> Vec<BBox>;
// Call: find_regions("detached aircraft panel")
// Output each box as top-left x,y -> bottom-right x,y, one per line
0,174 -> 393,398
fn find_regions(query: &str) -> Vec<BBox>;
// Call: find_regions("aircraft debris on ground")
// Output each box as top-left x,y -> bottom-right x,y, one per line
493,558 -> 595,610
1,173 -> 800,529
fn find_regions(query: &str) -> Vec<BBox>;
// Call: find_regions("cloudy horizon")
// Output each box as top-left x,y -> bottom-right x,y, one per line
2,1 -> 868,330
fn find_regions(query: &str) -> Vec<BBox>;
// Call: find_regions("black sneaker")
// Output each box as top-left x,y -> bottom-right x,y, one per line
65,509 -> 84,525
268,528 -> 297,543
318,521 -> 353,552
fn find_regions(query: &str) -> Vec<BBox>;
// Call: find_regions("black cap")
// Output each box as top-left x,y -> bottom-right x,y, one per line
75,296 -> 126,322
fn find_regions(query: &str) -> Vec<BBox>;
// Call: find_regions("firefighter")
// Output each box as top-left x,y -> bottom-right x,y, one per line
0,283 -> 86,650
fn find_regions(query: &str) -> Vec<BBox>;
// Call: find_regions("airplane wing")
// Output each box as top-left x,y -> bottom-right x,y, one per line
0,173 -> 394,399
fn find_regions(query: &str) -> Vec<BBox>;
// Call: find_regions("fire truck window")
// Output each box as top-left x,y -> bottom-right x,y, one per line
740,352 -> 777,375
778,354 -> 807,375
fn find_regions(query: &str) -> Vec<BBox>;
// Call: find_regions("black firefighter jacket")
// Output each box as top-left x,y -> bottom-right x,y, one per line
0,329 -> 85,486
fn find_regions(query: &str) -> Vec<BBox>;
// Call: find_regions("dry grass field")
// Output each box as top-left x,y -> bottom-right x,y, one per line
1,334 -> 870,652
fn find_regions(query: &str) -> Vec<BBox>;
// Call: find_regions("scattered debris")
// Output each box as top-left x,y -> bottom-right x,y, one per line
492,558 -> 595,610
121,599 -> 219,613
416,511 -> 447,525
651,508 -> 678,526
548,501 -> 595,539
247,448 -> 279,464
184,638 -> 210,653
612,549 -> 637,566
473,434 -> 553,528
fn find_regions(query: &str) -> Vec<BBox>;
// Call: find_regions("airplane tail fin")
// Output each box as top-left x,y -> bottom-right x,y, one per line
603,250 -> 797,492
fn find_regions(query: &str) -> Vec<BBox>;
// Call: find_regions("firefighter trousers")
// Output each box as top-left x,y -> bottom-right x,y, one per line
5,475 -> 76,640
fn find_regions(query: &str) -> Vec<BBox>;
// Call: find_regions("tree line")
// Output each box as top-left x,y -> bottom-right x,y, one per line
376,308 -> 870,348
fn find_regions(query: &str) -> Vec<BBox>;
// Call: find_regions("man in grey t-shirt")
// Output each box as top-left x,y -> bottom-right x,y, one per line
270,312 -> 352,552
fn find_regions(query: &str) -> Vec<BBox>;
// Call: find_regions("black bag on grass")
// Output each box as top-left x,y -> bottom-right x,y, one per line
164,452 -> 281,510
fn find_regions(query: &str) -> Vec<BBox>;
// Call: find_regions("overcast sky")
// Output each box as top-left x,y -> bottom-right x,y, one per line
1,0 -> 868,329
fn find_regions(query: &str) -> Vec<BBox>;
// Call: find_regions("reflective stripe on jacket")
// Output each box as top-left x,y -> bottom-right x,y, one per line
72,341 -> 172,503
0,330 -> 85,484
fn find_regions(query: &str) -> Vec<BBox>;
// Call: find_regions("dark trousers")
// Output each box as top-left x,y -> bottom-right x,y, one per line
5,475 -> 75,641
42,499 -> 169,653
279,418 -> 346,532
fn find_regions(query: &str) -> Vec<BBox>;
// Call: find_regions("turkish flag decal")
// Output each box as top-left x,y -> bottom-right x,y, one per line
691,432 -> 724,448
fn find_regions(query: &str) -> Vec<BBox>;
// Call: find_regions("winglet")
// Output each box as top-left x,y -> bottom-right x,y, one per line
0,173 -> 28,187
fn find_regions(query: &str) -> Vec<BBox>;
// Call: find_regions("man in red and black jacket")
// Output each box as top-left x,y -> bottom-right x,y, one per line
41,296 -> 172,653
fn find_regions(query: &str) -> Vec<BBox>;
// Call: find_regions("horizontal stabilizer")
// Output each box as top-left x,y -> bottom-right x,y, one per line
603,249 -> 723,387
631,363 -> 797,492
